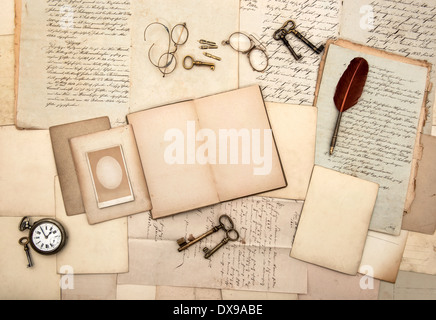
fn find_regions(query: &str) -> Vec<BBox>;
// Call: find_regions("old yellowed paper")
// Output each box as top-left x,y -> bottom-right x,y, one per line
340,0 -> 436,130
128,101 -> 220,218
359,230 -> 409,283
298,263 -> 380,300
116,285 -> 156,301
62,274 -> 117,300
261,103 -> 317,200
49,117 -> 111,216
0,126 -> 57,217
0,217 -> 60,300
130,0 -> 239,113
222,290 -> 297,300
119,197 -> 307,294
16,0 -> 239,129
0,0 -> 14,35
400,230 -> 436,276
194,86 -> 286,201
155,287 -> 222,301
315,42 -> 430,236
0,35 -> 15,125
402,134 -> 436,235
379,271 -> 436,300
239,0 -> 341,105
69,125 -> 152,224
291,166 -> 379,275
16,0 -> 132,129
55,177 -> 129,274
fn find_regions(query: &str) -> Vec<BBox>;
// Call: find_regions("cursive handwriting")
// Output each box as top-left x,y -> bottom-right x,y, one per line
327,64 -> 423,188
366,0 -> 436,60
362,0 -> 436,128
139,197 -> 303,292
240,0 -> 341,105
46,0 -> 131,40
44,0 -> 131,109
315,44 -> 428,234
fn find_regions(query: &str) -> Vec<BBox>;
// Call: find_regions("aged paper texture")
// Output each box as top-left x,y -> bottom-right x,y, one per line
16,0 -> 239,129
401,135 -> 436,235
0,126 -> 57,217
0,35 -> 15,125
261,103 -> 317,200
16,0 -> 132,129
239,0 -> 341,105
49,117 -> 111,216
0,217 -> 60,300
55,177 -> 129,274
291,166 -> 379,276
400,230 -> 436,276
69,125 -> 152,224
130,0 -> 239,113
340,0 -> 436,130
359,230 -> 409,283
118,197 -> 307,294
315,42 -> 429,235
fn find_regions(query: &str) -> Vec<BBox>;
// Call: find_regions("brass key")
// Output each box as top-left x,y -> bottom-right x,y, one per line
183,55 -> 215,70
19,237 -> 34,268
203,229 -> 240,259
177,215 -> 235,252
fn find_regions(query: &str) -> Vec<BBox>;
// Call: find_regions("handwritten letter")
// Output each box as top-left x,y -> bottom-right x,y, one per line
239,0 -> 341,105
119,197 -> 307,293
340,0 -> 436,129
17,0 -> 132,128
315,44 -> 429,235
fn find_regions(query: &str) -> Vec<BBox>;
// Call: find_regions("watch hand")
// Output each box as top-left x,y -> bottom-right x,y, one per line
40,226 -> 48,239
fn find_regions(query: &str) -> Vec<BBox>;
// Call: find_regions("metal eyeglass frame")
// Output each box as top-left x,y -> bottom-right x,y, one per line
222,32 -> 269,72
144,22 -> 189,77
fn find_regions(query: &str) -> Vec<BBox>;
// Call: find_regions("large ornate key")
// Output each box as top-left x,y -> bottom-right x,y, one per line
274,19 -> 325,59
203,229 -> 240,259
273,27 -> 302,61
177,215 -> 235,252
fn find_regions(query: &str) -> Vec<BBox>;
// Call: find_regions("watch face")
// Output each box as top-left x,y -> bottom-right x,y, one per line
30,219 -> 66,255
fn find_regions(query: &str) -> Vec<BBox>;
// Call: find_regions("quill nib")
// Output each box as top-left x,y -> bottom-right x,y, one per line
330,112 -> 343,155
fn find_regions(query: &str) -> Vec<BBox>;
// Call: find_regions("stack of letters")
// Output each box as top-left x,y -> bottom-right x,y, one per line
1,0 -> 435,300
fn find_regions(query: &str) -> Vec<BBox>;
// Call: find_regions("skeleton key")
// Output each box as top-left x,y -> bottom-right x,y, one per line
183,55 -> 215,70
273,28 -> 302,61
278,20 -> 325,55
19,237 -> 34,268
177,215 -> 235,252
203,228 -> 240,259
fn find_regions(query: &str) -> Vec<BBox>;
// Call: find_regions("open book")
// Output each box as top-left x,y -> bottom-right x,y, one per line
54,86 -> 286,223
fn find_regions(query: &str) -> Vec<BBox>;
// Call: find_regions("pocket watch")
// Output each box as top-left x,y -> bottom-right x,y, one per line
19,217 -> 67,255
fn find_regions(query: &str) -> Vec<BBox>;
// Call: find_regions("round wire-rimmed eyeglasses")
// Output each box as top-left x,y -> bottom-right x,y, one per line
222,32 -> 269,72
144,22 -> 189,77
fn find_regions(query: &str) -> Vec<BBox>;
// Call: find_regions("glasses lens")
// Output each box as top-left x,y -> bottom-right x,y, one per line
172,24 -> 189,45
228,33 -> 253,52
248,48 -> 269,72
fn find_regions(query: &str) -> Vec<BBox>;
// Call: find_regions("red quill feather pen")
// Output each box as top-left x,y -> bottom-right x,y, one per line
330,57 -> 369,155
